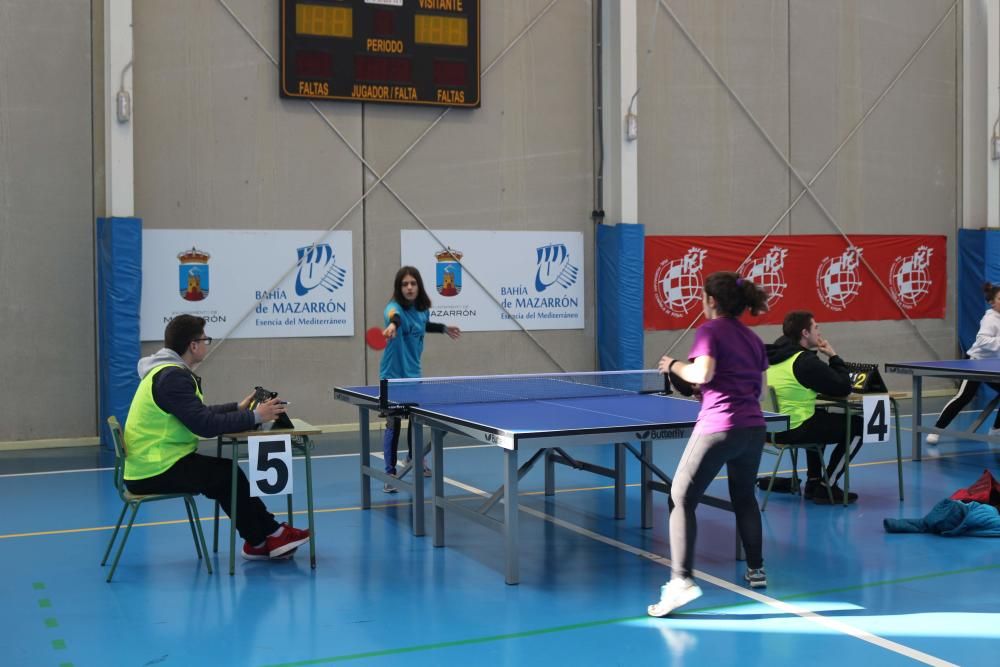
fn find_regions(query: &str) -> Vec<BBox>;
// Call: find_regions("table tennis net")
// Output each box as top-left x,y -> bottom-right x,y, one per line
381,370 -> 667,407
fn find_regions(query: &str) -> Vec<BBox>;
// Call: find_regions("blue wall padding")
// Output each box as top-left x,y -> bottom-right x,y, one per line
957,229 -> 1000,353
597,223 -> 644,370
97,217 -> 142,448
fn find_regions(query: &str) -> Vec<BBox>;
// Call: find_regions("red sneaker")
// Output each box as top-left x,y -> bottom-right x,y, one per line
266,523 -> 310,559
242,541 -> 270,561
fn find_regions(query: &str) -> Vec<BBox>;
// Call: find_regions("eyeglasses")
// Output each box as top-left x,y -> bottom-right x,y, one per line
194,337 -> 213,346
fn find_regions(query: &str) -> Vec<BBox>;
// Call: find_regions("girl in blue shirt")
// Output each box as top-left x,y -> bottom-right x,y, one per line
380,266 -> 460,492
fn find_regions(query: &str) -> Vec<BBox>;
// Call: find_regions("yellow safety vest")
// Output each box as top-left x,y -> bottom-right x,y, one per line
766,352 -> 816,430
123,364 -> 203,480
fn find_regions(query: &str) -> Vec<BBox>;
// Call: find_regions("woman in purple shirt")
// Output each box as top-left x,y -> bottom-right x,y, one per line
648,271 -> 770,618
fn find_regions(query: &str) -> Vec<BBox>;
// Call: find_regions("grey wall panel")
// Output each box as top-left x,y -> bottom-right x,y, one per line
638,0 -> 791,238
134,0 -> 366,426
133,0 -> 593,426
785,0 -> 958,369
641,0 -> 959,371
788,0 -> 957,235
0,0 -> 94,440
361,0 -> 596,380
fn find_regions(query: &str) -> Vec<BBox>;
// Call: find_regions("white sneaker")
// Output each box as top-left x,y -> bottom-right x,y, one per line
647,577 -> 703,617
925,433 -> 939,445
988,427 -> 1000,437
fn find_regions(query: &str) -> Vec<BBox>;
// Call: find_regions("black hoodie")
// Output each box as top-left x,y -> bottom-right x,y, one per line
764,335 -> 852,398
137,348 -> 256,438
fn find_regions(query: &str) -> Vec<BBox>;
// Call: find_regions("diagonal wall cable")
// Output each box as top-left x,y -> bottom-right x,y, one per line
656,0 -> 957,359
209,0 -> 566,371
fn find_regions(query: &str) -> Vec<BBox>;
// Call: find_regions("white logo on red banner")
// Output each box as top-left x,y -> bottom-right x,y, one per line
653,247 -> 707,318
816,246 -> 864,312
741,246 -> 788,309
643,234 -> 946,330
889,246 -> 934,310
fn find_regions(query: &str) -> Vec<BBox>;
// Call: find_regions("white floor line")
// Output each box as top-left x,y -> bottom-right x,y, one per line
0,442 -> 493,479
437,470 -> 958,667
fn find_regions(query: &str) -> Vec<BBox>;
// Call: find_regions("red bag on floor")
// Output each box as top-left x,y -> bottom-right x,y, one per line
950,469 -> 1000,509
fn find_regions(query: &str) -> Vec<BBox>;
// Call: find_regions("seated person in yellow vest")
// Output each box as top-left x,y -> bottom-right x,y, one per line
123,314 -> 310,560
765,311 -> 863,504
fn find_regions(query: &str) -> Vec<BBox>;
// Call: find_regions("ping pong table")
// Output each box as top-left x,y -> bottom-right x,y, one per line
886,358 -> 1000,460
335,370 -> 788,584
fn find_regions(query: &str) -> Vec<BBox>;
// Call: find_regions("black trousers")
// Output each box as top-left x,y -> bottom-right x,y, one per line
670,426 -> 766,579
934,380 -> 1000,430
773,409 -> 864,484
125,452 -> 279,545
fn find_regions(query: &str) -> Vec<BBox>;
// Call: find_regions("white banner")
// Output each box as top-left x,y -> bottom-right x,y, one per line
400,230 -> 585,331
141,230 -> 353,340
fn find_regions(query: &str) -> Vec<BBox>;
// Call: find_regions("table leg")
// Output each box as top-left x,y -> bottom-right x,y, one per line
641,440 -> 653,529
614,443 -> 626,520
912,376 -> 923,461
890,398 -> 904,501
412,422 -> 425,537
303,435 -> 316,568
544,449 -> 555,496
504,448 -> 519,585
433,429 -> 445,548
213,437 -> 222,552
359,408 -> 371,510
843,403 -> 851,507
229,445 -> 238,576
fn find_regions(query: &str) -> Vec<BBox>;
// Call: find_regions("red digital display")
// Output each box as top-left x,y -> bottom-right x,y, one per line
433,60 -> 466,88
354,55 -> 413,83
372,9 -> 394,37
296,50 -> 333,79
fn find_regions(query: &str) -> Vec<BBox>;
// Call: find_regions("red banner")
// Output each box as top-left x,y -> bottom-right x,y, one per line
644,235 -> 946,330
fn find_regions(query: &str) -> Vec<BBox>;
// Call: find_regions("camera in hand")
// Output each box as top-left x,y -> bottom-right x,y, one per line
249,386 -> 294,430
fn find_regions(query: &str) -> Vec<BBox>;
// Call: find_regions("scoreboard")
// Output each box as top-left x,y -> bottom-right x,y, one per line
280,0 -> 481,108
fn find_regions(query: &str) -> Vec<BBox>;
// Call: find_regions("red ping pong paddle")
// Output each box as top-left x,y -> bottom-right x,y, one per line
365,326 -> 388,351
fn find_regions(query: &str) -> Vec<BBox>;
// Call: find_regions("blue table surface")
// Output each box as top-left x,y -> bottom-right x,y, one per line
339,385 -> 784,434
887,358 -> 1000,373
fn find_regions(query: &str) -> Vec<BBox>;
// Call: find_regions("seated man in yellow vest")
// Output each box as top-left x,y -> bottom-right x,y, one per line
123,314 -> 310,560
765,311 -> 863,504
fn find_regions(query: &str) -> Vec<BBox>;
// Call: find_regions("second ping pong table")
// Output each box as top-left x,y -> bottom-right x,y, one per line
335,370 -> 789,584
886,358 -> 1000,460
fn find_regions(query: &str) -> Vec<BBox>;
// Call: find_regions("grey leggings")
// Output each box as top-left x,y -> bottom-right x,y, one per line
669,426 -> 766,580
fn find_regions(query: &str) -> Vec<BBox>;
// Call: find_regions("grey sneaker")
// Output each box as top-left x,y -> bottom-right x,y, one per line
647,577 -> 703,617
382,481 -> 398,493
745,567 -> 767,588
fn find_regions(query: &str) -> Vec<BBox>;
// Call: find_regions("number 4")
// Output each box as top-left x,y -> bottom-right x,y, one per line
862,395 -> 890,444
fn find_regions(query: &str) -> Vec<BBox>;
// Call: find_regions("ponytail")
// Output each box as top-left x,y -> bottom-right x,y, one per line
704,271 -> 769,318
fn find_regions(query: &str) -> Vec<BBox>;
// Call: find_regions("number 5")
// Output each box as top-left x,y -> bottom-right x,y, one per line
248,435 -> 294,497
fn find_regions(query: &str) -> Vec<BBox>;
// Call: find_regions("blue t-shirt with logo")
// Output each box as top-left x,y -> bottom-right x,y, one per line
379,300 -> 430,380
